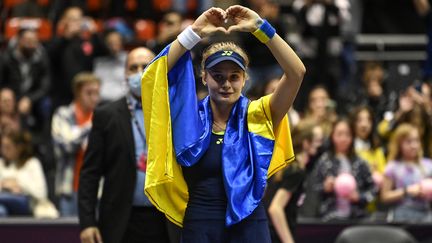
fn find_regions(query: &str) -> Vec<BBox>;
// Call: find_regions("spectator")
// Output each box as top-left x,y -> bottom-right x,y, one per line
0,28 -> 51,133
341,61 -> 396,121
293,0 -> 344,107
381,124 -> 432,222
0,88 -> 21,136
48,6 -> 107,109
51,72 -> 101,217
149,10 -> 184,55
412,0 -> 432,81
350,106 -> 386,179
378,84 -> 432,157
93,30 -> 128,103
267,120 -> 324,243
302,85 -> 337,138
311,118 -> 376,221
0,131 -> 48,217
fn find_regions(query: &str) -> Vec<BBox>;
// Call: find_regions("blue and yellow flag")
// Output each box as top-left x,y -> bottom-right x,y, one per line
141,45 -> 294,227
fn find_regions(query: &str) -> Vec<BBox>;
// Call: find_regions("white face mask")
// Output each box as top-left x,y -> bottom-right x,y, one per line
127,72 -> 142,97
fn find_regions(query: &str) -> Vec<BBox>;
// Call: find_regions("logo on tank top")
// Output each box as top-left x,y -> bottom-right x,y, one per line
222,51 -> 233,56
216,138 -> 223,144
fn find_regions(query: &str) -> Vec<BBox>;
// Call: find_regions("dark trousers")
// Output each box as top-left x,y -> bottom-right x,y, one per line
181,218 -> 271,243
0,192 -> 31,216
121,207 -> 171,243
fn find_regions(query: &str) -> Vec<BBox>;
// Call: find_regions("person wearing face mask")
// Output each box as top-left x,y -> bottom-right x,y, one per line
78,48 -> 176,243
51,72 -> 101,217
0,28 -> 51,133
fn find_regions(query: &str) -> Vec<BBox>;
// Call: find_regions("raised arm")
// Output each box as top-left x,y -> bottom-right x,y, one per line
413,0 -> 430,17
226,5 -> 306,129
167,7 -> 227,71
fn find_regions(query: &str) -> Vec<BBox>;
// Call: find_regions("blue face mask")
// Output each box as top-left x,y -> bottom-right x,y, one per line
127,72 -> 142,97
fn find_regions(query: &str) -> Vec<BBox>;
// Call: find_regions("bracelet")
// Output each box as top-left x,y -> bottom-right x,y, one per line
252,19 -> 276,43
177,26 -> 201,50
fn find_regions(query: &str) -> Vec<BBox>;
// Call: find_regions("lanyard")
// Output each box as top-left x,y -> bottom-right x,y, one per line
126,96 -> 146,143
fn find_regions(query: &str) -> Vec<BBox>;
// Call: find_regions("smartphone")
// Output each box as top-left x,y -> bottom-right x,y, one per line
413,80 -> 422,93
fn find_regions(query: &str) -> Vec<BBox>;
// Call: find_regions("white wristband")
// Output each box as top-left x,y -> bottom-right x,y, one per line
177,26 -> 201,50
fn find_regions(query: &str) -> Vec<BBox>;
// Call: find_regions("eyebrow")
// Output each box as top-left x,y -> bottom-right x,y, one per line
208,69 -> 242,73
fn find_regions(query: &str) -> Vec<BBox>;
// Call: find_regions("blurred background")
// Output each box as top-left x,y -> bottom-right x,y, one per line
1,0 -> 432,242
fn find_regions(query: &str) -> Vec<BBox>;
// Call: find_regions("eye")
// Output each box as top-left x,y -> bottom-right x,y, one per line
208,71 -> 225,82
214,74 -> 224,81
230,74 -> 241,81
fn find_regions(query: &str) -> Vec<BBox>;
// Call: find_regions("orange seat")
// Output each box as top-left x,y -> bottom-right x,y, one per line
5,17 -> 53,41
135,19 -> 156,41
3,0 -> 26,9
152,0 -> 171,12
125,0 -> 137,11
37,0 -> 50,7
87,0 -> 102,11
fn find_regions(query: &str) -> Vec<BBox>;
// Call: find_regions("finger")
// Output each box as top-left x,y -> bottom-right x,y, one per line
215,26 -> 228,34
88,234 -> 95,243
227,25 -> 243,33
95,230 -> 103,243
226,5 -> 243,14
81,235 -> 90,243
209,7 -> 225,20
216,7 -> 227,19
226,5 -> 244,18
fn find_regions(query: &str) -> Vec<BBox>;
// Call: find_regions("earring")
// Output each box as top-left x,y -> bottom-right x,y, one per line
203,82 -> 207,86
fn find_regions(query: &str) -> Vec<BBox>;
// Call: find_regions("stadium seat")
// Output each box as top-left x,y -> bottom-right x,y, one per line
134,19 -> 156,41
125,0 -> 137,11
87,0 -> 102,11
152,0 -> 172,12
37,0 -> 50,7
335,225 -> 417,243
3,0 -> 26,9
4,17 -> 53,41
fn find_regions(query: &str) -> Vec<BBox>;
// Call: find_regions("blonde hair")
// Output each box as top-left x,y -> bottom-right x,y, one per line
72,72 -> 100,97
201,42 -> 249,73
387,123 -> 423,162
362,61 -> 384,85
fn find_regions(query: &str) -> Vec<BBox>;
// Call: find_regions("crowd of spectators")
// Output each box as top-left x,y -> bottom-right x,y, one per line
0,0 -> 432,241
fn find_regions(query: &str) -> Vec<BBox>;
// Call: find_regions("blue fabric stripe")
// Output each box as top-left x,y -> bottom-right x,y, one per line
166,47 -> 208,166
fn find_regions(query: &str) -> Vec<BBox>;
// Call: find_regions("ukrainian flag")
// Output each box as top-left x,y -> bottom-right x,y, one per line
141,44 -> 294,227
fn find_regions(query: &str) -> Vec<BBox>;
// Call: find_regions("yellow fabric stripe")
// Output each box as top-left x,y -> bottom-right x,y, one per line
268,115 -> 295,177
247,95 -> 295,177
248,95 -> 274,140
252,28 -> 270,43
141,56 -> 188,227
212,130 -> 225,135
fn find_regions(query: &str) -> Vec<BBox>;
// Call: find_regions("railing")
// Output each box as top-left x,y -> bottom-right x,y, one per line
355,34 -> 428,61
1,217 -> 431,243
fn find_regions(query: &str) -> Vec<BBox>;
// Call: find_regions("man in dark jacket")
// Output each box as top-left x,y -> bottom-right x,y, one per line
0,28 -> 51,131
48,6 -> 107,109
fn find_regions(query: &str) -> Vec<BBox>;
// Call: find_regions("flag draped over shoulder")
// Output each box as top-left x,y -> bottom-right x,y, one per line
141,44 -> 295,227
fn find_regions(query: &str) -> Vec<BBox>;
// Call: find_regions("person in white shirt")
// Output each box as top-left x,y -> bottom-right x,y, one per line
0,130 -> 47,216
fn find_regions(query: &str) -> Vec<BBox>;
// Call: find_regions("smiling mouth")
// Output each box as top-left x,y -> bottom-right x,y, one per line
220,92 -> 232,97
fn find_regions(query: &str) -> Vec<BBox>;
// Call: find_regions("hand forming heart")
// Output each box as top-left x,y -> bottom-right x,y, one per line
191,5 -> 262,38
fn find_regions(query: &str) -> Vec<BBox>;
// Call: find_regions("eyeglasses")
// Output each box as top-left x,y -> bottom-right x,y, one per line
128,63 -> 149,72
